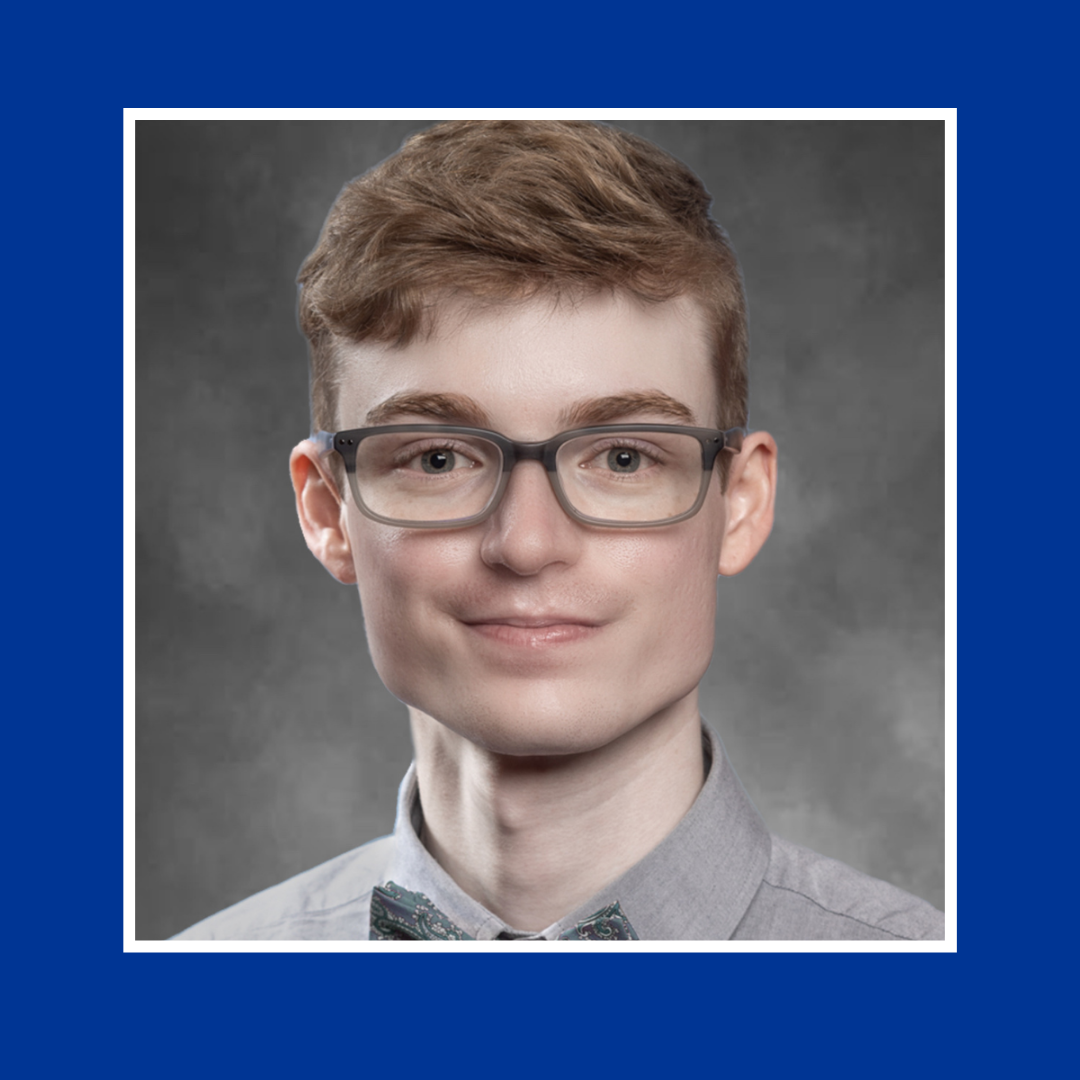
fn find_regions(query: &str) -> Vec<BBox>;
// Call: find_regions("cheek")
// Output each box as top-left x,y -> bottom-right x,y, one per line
611,494 -> 723,588
351,522 -> 463,612
346,520 -> 477,676
595,513 -> 722,647
650,551 -> 720,698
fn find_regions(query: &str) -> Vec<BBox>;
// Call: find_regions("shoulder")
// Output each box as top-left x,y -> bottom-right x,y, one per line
734,834 -> 945,941
171,835 -> 395,941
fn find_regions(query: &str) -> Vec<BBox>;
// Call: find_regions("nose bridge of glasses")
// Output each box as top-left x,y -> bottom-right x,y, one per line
501,438 -> 557,472
489,439 -> 572,525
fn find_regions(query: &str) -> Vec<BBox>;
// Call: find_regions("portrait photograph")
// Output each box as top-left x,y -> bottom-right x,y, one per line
133,114 -> 949,945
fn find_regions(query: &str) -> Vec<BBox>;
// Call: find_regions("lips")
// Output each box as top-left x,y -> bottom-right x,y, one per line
460,614 -> 603,648
464,616 -> 600,628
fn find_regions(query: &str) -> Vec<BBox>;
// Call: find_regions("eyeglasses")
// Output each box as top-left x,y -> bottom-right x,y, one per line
312,423 -> 746,529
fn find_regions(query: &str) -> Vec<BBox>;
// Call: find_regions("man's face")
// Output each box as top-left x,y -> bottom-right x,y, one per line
331,291 -> 729,756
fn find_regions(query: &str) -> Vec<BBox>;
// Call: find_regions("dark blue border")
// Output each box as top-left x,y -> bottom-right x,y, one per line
17,3 -> 1064,1068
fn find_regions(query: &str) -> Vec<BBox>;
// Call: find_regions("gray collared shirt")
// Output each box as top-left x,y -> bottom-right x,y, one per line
174,724 -> 944,941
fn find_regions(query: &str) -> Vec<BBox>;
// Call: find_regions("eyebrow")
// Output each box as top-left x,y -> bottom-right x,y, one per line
363,389 -> 696,431
364,392 -> 491,427
558,391 -> 696,428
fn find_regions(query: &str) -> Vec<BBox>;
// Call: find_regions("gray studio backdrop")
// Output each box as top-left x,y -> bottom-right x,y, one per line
137,119 -> 945,939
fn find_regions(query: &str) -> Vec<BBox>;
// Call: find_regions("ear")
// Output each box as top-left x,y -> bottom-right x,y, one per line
289,440 -> 357,584
718,431 -> 777,577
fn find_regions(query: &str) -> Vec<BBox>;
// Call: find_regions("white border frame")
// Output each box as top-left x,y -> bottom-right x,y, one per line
124,107 -> 957,953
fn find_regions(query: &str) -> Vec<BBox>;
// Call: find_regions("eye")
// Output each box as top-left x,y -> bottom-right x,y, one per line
572,437 -> 665,477
607,447 -> 641,473
421,449 -> 457,473
395,438 -> 491,475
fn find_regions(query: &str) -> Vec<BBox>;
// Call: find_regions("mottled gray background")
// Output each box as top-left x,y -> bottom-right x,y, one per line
136,120 -> 945,939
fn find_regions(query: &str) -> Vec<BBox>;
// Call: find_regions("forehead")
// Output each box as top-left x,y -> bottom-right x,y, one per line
333,291 -> 716,438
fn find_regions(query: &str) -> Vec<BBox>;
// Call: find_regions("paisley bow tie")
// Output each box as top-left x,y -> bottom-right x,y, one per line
370,881 -> 639,940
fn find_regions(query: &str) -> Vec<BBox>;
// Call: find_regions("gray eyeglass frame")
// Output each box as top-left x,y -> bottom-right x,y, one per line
311,423 -> 747,529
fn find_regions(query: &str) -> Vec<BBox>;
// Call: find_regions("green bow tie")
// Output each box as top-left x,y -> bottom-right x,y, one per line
370,881 -> 639,940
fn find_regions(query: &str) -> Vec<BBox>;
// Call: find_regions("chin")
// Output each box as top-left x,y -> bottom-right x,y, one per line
401,673 -> 693,758
465,712 -> 633,757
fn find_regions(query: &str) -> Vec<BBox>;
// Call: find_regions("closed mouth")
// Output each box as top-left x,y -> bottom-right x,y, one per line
461,617 -> 603,648
464,616 -> 599,628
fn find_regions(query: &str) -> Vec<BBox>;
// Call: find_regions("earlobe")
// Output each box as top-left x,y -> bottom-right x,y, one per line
289,441 -> 357,584
718,432 -> 777,578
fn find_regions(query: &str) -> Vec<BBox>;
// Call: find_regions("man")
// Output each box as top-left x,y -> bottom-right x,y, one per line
174,120 -> 944,941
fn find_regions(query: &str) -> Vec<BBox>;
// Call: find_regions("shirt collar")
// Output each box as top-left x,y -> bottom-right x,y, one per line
383,721 -> 771,940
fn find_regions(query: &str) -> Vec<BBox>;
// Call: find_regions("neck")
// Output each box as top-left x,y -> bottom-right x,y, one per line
408,695 -> 705,932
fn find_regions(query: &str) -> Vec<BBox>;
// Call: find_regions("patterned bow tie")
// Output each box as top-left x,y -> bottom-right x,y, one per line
370,881 -> 639,940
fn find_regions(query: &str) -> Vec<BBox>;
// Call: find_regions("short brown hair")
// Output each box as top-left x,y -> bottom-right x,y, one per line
298,121 -> 748,454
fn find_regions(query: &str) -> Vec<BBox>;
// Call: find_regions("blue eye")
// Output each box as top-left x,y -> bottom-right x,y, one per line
421,449 -> 456,473
607,448 -> 641,473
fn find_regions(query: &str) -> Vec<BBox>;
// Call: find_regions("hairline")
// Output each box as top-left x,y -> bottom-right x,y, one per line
322,286 -> 723,432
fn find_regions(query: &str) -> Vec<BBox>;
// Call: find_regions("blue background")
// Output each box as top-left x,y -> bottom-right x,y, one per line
9,2 -> 1065,1073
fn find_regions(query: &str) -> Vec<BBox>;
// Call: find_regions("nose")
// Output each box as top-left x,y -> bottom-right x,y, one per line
479,460 -> 584,576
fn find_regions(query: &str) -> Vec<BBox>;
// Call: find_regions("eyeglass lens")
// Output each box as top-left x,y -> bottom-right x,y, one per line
352,430 -> 706,524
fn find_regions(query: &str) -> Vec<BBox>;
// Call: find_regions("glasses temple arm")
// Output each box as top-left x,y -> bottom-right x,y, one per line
309,430 -> 336,457
723,427 -> 749,453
